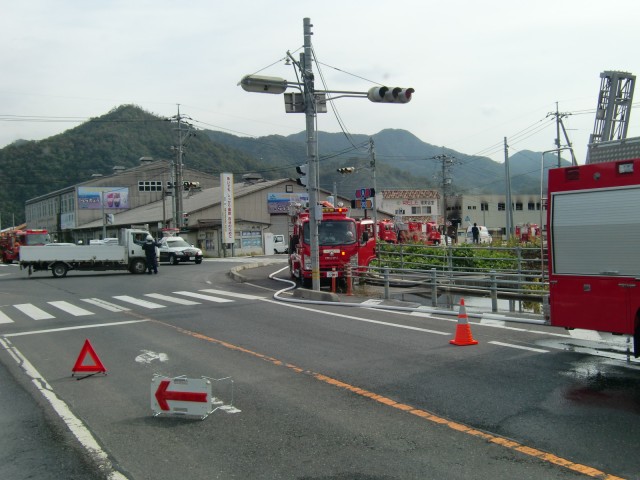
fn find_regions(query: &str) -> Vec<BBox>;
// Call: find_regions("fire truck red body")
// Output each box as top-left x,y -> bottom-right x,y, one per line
377,219 -> 398,243
289,205 -> 376,288
396,221 -> 442,245
515,223 -> 540,242
547,159 -> 640,355
0,229 -> 51,264
377,219 -> 442,245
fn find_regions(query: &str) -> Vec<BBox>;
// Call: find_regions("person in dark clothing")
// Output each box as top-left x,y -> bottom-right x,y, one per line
138,235 -> 161,274
471,223 -> 480,244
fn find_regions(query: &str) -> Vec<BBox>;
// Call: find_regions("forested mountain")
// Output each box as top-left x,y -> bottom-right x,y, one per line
0,104 -> 565,225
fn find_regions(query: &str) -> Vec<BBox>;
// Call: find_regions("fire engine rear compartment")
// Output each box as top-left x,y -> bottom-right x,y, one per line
549,176 -> 640,339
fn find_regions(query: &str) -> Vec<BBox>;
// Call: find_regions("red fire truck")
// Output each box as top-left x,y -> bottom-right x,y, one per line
515,223 -> 540,242
289,204 -> 376,288
397,221 -> 442,245
377,219 -> 442,245
546,159 -> 640,356
0,229 -> 51,264
377,219 -> 398,243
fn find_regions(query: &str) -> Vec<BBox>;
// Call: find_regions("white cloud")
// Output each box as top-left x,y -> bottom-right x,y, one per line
1,0 -> 639,165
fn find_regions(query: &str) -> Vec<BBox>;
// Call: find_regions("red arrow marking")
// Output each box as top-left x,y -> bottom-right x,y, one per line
155,380 -> 208,411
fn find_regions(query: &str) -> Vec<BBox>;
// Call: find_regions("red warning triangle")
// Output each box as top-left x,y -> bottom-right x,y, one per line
72,339 -> 107,374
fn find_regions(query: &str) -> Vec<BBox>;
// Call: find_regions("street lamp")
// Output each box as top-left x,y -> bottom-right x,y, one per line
239,17 -> 414,290
540,147 -> 573,282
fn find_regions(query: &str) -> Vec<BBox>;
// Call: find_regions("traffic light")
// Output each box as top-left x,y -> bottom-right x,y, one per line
105,213 -> 114,225
296,164 -> 308,187
337,167 -> 355,174
182,212 -> 189,227
367,86 -> 414,103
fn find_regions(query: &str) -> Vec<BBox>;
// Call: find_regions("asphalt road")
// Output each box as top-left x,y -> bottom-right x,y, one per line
0,257 -> 639,480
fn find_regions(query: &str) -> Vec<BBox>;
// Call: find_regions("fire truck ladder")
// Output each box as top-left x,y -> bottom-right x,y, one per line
588,70 -> 635,146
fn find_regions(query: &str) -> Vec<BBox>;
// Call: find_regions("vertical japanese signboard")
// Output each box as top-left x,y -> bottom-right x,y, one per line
221,173 -> 235,244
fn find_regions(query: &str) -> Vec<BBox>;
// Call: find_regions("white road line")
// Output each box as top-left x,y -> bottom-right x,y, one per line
81,298 -> 131,312
112,295 -> 166,309
262,298 -> 451,335
0,310 -> 14,324
198,289 -> 265,300
2,319 -> 149,337
0,337 -> 129,480
173,291 -> 233,303
488,341 -> 549,353
14,303 -> 55,320
144,293 -> 200,305
48,301 -> 94,317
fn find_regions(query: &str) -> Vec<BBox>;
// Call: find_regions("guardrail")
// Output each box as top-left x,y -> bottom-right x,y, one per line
357,243 -> 547,315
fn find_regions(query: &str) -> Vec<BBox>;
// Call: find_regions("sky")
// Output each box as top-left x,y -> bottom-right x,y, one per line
2,0 -> 640,166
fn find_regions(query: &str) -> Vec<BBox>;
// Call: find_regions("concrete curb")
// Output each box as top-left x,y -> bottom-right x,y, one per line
228,260 -> 286,283
292,288 -> 340,303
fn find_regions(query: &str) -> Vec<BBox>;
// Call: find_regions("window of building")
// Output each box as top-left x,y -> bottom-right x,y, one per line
138,180 -> 163,192
498,202 -> 505,211
515,202 -> 523,211
528,202 -> 535,211
481,202 -> 488,211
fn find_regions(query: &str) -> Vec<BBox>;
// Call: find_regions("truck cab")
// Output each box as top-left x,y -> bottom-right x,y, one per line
289,205 -> 376,288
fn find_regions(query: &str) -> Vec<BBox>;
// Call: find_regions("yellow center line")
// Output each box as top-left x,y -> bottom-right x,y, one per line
160,320 -> 625,480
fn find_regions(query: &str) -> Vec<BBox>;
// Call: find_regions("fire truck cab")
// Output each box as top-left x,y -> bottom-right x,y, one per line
377,219 -> 398,243
547,159 -> 640,356
289,205 -> 376,288
0,229 -> 51,264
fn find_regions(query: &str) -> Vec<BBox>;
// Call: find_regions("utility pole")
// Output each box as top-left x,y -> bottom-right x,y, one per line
302,18 -> 320,291
369,137 -> 378,235
547,104 -> 577,166
504,137 -> 513,241
434,154 -> 453,233
239,16 -> 413,291
170,105 -> 191,229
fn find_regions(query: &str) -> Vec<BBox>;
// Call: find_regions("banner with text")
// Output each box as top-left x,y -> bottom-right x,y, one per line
221,173 -> 235,243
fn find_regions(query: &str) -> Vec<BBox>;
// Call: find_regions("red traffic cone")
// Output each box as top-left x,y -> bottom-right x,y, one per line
449,298 -> 478,346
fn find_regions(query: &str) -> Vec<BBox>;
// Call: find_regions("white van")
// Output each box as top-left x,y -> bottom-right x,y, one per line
465,225 -> 492,244
273,234 -> 288,254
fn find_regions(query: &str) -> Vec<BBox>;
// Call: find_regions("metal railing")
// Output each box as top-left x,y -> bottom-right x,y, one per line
355,243 -> 547,315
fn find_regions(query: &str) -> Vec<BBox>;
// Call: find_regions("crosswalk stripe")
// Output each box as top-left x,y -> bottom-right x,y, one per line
81,298 -> 131,312
144,293 -> 200,305
112,295 -> 166,309
0,310 -> 14,324
48,301 -> 94,317
14,304 -> 55,320
199,289 -> 265,300
173,291 -> 233,303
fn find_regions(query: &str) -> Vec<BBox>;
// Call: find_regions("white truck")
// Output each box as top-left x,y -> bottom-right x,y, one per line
20,229 -> 151,278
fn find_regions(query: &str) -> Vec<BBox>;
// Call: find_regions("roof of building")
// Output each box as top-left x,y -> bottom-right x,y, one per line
76,178 -> 294,230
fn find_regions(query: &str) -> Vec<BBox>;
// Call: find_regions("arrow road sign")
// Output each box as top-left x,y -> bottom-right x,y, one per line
151,376 -> 212,418
155,380 -> 208,410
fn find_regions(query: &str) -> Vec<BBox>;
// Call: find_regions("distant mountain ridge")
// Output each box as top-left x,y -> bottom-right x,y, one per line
0,105 -> 565,224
